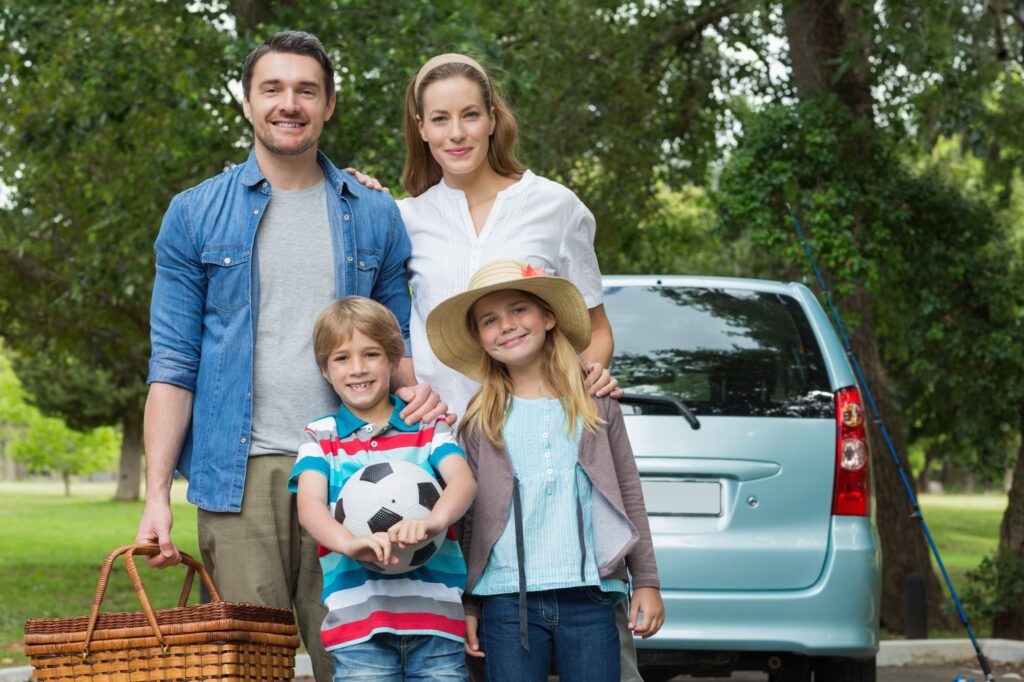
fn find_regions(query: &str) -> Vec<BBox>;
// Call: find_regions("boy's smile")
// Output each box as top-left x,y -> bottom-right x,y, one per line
322,329 -> 394,424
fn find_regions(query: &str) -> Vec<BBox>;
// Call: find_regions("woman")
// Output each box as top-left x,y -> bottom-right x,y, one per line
397,54 -> 616,420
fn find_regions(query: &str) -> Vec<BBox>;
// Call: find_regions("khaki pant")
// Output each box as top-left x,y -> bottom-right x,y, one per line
198,455 -> 332,682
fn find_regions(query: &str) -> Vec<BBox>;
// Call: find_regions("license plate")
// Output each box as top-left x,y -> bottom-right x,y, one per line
641,479 -> 722,516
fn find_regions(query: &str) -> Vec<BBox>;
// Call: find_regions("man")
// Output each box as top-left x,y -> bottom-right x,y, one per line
135,31 -> 443,681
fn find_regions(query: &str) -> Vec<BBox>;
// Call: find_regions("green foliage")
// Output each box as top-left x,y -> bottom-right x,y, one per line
0,353 -> 118,493
960,548 -> 1024,623
715,96 -> 1024,479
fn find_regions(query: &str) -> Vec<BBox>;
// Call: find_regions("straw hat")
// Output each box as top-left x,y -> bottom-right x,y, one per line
426,260 -> 592,381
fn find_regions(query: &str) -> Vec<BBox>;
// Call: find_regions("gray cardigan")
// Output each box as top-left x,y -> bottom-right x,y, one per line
460,395 -> 660,616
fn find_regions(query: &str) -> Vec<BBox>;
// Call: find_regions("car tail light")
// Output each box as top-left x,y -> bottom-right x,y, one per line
833,386 -> 870,516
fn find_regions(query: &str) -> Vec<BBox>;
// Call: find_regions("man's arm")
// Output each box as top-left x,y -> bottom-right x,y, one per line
136,382 -> 193,567
138,193 -> 206,567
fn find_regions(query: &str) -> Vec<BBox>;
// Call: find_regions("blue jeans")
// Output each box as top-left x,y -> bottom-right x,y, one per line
481,587 -> 618,682
331,633 -> 466,681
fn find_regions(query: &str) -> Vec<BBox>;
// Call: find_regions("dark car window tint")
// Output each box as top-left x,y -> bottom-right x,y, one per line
604,286 -> 833,418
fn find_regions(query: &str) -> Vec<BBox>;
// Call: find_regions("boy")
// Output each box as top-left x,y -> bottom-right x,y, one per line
290,296 -> 476,681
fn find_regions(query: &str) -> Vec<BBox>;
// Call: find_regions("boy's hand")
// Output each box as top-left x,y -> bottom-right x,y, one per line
388,516 -> 444,548
340,532 -> 397,567
628,586 -> 665,638
465,614 -> 485,658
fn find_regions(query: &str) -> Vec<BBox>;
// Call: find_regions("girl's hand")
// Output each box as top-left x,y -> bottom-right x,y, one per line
387,517 -> 443,548
629,587 -> 665,638
341,532 -> 397,566
343,167 -> 389,193
465,615 -> 485,658
583,361 -> 623,399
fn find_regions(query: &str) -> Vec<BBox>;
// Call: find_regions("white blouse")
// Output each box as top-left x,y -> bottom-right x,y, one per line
398,170 -> 604,419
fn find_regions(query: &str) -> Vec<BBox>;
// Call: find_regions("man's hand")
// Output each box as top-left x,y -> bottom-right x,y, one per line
343,167 -> 389,193
465,614 -> 485,658
394,383 -> 452,425
340,532 -> 398,567
387,516 -> 444,548
628,586 -> 665,638
583,361 -> 623,399
135,499 -> 181,568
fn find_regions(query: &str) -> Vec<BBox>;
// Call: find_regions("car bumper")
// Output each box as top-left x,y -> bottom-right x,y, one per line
637,515 -> 881,658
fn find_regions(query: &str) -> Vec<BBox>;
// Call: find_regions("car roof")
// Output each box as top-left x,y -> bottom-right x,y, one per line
602,274 -> 806,295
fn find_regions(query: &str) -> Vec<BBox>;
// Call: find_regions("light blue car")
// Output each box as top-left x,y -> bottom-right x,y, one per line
603,276 -> 881,682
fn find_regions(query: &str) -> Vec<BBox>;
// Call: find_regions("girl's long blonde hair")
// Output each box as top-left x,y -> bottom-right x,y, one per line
459,291 -> 602,447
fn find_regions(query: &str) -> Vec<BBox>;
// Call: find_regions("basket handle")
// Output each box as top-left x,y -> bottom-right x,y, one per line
80,543 -> 222,658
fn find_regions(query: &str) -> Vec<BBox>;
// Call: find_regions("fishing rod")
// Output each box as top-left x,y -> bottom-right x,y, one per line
786,203 -> 995,682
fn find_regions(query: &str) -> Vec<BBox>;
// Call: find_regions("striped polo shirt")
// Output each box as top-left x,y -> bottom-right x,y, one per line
288,396 -> 467,650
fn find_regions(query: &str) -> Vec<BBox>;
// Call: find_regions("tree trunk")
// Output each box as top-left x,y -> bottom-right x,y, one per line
992,404 -> 1024,637
63,470 -> 71,497
917,443 -> 942,493
114,408 -> 143,501
783,0 -> 950,633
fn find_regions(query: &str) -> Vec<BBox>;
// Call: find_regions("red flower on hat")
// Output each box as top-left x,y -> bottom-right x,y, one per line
521,264 -> 547,278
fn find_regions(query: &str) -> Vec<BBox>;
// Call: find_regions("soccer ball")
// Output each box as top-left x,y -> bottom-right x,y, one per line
335,459 -> 444,574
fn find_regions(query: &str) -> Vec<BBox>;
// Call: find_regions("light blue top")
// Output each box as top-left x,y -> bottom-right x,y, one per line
473,396 -> 626,596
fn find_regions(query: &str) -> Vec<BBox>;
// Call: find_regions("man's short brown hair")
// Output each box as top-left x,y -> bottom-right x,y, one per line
313,297 -> 405,370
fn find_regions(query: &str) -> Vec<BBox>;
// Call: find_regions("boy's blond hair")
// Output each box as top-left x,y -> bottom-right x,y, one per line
313,297 -> 405,370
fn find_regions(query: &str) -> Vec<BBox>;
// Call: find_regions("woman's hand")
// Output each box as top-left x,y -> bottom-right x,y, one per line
628,586 -> 665,638
583,361 -> 623,399
344,167 -> 389,193
465,614 -> 485,658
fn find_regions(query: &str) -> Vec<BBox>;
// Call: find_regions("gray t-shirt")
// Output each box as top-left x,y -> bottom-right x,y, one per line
250,180 -> 339,455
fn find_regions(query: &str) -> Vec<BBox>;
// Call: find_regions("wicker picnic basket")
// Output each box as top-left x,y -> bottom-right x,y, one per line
24,544 -> 300,681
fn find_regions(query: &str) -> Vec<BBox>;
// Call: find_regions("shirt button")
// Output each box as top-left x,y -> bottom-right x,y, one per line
252,209 -> 259,215
343,214 -> 351,221
370,441 -> 378,448
262,181 -> 268,188
240,436 -> 247,444
347,256 -> 354,262
359,261 -> 365,267
223,257 -> 231,265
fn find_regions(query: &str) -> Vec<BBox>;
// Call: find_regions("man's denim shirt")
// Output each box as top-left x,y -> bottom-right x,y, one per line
147,149 -> 412,512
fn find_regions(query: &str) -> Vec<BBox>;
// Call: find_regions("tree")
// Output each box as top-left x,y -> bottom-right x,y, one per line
0,352 -> 118,496
0,1 -> 240,499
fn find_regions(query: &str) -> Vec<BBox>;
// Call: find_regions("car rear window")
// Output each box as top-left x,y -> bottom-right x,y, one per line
604,285 -> 833,418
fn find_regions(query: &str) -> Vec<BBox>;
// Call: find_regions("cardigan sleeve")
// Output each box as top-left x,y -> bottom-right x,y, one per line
460,426 -> 483,617
603,398 -> 661,589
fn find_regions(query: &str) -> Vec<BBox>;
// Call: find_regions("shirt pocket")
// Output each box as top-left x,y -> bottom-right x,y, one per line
353,249 -> 381,297
201,245 -> 250,313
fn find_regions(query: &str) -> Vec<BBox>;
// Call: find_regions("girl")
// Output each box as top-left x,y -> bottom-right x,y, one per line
427,260 -> 664,682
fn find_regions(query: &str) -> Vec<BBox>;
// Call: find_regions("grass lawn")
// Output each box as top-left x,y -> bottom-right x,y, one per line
0,480 -> 198,666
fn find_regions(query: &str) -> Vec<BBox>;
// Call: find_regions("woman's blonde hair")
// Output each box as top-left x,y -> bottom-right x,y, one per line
459,290 -> 601,447
402,60 -> 525,197
313,297 -> 405,371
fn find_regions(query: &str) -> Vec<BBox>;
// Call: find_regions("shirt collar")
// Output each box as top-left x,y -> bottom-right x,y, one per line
239,148 -> 356,198
333,395 -> 417,437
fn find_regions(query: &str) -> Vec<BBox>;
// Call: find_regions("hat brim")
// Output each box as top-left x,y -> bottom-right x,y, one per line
426,276 -> 591,382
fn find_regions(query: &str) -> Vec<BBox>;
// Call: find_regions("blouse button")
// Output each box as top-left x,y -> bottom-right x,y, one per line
544,451 -> 551,458
546,468 -> 553,475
